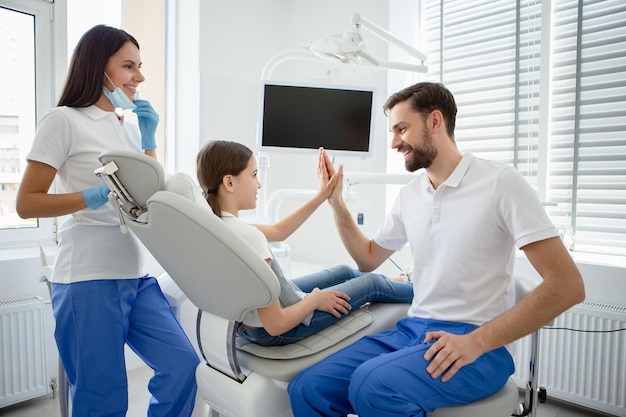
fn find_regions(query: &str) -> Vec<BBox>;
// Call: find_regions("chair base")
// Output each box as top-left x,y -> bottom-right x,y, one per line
197,302 -> 519,417
197,302 -> 410,417
197,364 -> 292,417
198,362 -> 519,417
430,377 -> 519,417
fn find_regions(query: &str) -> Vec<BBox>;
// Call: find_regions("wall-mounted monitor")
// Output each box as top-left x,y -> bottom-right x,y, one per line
257,80 -> 376,157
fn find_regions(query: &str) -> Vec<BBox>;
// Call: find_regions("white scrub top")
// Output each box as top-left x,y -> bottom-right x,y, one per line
27,105 -> 147,283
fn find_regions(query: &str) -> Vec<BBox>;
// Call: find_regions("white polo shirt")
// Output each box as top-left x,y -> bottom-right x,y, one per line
374,154 -> 557,326
27,105 -> 146,283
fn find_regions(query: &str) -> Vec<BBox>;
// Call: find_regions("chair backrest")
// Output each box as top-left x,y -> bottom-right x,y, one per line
96,151 -> 280,322
132,190 -> 280,320
162,171 -> 209,207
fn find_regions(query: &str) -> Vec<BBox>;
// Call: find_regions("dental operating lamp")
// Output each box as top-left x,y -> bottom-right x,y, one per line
303,13 -> 427,74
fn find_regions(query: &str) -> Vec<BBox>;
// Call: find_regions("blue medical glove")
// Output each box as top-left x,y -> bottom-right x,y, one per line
82,185 -> 110,210
132,99 -> 159,150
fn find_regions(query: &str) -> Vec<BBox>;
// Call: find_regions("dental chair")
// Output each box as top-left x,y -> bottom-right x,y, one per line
95,150 -> 547,417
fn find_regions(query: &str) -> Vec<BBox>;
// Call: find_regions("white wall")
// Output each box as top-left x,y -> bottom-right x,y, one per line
192,0 -> 397,269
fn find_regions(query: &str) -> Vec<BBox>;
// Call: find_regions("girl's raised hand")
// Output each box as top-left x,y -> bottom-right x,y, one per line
318,148 -> 343,201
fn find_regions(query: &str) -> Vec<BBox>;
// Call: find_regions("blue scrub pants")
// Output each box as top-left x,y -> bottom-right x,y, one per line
237,265 -> 413,346
51,277 -> 199,417
288,317 -> 514,417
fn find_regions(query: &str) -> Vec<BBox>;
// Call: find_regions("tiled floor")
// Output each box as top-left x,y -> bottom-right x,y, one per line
0,365 -> 611,417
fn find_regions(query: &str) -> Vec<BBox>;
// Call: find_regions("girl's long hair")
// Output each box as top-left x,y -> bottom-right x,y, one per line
196,140 -> 253,217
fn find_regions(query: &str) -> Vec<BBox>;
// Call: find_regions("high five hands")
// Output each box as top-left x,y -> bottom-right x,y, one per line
318,147 -> 344,205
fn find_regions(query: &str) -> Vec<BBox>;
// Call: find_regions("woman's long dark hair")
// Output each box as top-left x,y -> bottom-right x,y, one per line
57,25 -> 139,108
196,140 -> 254,217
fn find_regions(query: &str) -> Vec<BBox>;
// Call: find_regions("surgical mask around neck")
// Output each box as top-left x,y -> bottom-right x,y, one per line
103,73 -> 136,110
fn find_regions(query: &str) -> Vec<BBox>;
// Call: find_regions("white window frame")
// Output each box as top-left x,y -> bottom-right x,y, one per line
0,0 -> 61,245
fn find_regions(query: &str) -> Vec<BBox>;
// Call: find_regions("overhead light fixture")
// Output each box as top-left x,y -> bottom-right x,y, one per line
303,13 -> 427,73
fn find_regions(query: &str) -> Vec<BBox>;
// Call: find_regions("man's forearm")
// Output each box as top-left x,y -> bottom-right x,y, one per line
471,237 -> 585,353
329,198 -> 379,271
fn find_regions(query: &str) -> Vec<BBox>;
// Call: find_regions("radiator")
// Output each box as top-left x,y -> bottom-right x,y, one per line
0,296 -> 49,408
513,301 -> 626,416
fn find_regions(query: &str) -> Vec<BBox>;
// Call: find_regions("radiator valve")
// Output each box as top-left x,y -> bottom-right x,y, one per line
539,387 -> 547,403
50,377 -> 57,399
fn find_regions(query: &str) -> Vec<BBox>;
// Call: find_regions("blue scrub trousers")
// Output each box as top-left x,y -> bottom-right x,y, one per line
51,277 -> 199,417
288,317 -> 514,417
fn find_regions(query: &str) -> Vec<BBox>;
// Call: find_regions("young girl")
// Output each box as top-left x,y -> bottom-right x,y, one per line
196,140 -> 413,346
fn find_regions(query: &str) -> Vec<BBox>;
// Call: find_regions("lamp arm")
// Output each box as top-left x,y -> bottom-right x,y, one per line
353,13 -> 427,62
261,50 -> 321,80
376,61 -> 428,73
359,50 -> 428,73
358,50 -> 380,66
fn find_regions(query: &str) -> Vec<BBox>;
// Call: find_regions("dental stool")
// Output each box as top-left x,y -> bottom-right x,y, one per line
96,150 -> 546,417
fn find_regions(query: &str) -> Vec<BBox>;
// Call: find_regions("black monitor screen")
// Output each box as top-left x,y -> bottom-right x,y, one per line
258,82 -> 375,157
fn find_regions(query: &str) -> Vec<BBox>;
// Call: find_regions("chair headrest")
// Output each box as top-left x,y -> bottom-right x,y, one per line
163,172 -> 210,208
97,150 -> 165,216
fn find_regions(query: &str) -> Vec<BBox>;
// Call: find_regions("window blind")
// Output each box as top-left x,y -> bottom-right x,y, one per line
423,0 -> 542,187
422,0 -> 626,258
548,0 -> 626,256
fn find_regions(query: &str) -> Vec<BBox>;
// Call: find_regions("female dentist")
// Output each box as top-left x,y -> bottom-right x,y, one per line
16,25 -> 198,417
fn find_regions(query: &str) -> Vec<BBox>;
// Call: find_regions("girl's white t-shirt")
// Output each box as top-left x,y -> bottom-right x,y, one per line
220,212 -> 272,327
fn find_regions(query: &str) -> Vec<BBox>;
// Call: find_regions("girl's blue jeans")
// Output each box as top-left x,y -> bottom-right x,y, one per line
237,264 -> 413,346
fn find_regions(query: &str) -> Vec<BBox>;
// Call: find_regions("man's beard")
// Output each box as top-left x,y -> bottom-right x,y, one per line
403,128 -> 438,172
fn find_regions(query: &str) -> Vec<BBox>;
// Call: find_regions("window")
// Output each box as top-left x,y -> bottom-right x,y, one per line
548,0 -> 626,256
418,0 -> 626,259
0,0 -> 54,243
0,0 -> 166,246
